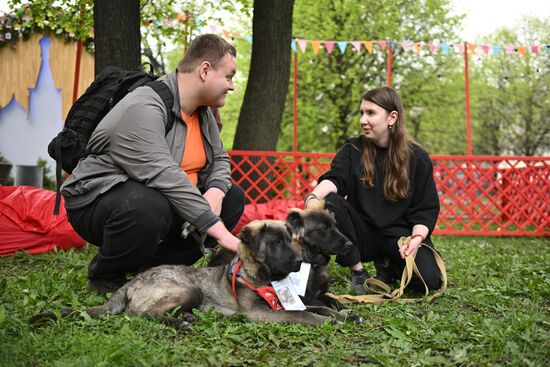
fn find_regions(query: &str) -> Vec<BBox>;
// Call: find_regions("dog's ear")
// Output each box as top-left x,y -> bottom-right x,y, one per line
245,223 -> 266,253
325,200 -> 336,216
286,210 -> 304,232
239,226 -> 252,246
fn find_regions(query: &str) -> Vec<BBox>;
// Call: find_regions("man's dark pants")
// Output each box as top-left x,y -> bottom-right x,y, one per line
66,180 -> 245,283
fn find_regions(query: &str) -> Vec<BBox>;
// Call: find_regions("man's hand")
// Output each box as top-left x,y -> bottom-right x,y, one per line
203,187 -> 225,216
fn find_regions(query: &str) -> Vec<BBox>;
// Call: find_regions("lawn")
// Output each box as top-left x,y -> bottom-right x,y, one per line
0,236 -> 548,366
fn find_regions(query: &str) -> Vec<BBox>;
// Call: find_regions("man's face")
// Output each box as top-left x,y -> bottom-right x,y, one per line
204,53 -> 236,108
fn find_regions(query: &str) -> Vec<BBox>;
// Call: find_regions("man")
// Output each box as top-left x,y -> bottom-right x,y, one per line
61,34 -> 245,293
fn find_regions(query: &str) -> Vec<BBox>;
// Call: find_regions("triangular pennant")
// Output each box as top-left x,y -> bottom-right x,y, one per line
467,43 -> 476,54
505,44 -> 515,54
441,43 -> 449,55
481,44 -> 490,55
401,41 -> 411,52
291,39 -> 297,52
391,41 -> 397,50
337,41 -> 347,53
492,45 -> 500,55
545,45 -> 550,54
530,45 -> 540,54
456,43 -> 465,53
517,46 -> 527,56
363,41 -> 373,54
311,40 -> 321,55
324,41 -> 335,54
428,43 -> 438,53
378,40 -> 387,49
245,35 -> 253,44
297,39 -> 308,53
351,41 -> 361,52
414,42 -> 422,54
223,29 -> 230,39
209,25 -> 218,33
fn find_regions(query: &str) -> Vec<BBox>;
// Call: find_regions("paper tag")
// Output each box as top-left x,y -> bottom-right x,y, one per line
288,262 -> 311,297
271,277 -> 306,311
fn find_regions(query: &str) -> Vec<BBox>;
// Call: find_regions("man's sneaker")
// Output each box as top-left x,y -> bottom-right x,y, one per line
351,269 -> 370,294
88,276 -> 127,294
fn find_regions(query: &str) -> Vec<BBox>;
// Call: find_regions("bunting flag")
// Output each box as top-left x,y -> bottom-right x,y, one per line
337,41 -> 347,53
467,43 -> 476,54
378,40 -> 387,49
401,41 -> 411,52
414,42 -> 422,54
311,40 -> 321,54
297,39 -> 308,53
351,41 -> 361,52
429,43 -> 438,53
363,41 -> 373,54
325,41 -> 335,54
291,39 -> 296,52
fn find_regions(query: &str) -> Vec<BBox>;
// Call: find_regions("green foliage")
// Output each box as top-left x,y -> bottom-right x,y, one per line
3,0 -> 94,51
279,0 -> 463,153
470,16 -> 550,155
36,158 -> 55,191
0,236 -> 549,366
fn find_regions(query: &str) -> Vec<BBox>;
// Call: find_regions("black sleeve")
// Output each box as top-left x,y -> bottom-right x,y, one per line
318,142 -> 354,197
405,148 -> 440,232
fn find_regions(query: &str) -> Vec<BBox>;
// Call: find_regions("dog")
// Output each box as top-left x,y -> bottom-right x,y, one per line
30,220 -> 349,329
286,204 -> 352,309
209,202 -> 360,320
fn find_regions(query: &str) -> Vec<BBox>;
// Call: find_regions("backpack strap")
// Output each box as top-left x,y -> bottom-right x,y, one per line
53,142 -> 63,215
146,81 -> 175,135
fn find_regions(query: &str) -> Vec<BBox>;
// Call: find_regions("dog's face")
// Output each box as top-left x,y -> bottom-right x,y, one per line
286,205 -> 353,256
239,220 -> 302,280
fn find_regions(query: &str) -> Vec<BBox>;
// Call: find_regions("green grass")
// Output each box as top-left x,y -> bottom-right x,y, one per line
1,236 -> 549,366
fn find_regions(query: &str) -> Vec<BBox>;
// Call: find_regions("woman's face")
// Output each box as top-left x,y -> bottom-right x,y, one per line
359,100 -> 396,147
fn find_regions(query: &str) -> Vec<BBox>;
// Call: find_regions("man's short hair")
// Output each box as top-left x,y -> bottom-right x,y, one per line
177,34 -> 236,73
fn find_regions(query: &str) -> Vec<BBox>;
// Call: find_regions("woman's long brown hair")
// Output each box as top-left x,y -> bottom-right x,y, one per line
360,87 -> 412,203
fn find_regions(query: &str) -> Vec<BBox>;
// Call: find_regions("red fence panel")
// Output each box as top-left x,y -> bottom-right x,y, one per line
228,151 -> 550,237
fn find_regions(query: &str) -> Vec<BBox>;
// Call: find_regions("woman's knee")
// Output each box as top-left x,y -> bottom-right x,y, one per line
415,247 -> 442,290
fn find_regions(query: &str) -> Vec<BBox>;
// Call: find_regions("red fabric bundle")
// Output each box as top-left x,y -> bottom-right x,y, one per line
0,186 -> 86,256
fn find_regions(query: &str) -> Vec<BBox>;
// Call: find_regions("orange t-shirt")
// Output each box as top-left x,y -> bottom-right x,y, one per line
180,110 -> 206,185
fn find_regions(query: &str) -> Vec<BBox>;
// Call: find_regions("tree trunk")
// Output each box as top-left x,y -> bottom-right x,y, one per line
93,0 -> 141,76
233,0 -> 295,150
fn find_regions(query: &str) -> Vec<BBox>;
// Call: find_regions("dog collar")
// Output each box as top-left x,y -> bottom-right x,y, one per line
230,259 -> 283,311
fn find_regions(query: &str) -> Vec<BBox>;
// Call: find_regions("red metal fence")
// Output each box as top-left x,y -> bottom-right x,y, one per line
229,151 -> 550,237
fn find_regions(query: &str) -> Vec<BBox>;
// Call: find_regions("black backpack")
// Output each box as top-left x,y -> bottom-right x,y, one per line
48,65 -> 175,214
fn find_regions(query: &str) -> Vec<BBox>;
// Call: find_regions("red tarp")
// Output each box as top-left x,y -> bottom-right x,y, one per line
0,186 -> 86,256
232,199 -> 304,235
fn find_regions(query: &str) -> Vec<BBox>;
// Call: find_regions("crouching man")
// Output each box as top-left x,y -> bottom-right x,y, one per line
61,34 -> 244,293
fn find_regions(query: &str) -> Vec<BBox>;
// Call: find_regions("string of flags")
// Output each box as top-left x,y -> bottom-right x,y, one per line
144,18 -> 550,58
290,38 -> 550,57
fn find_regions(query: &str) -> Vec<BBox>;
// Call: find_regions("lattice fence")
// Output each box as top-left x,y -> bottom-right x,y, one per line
229,151 -> 549,236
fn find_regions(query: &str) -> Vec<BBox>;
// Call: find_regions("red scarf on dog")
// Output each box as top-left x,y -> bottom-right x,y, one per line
230,259 -> 283,311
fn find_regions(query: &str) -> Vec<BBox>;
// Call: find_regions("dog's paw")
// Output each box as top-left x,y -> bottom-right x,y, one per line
342,309 -> 364,324
173,319 -> 194,332
330,319 -> 345,327
182,312 -> 196,324
345,314 -> 364,324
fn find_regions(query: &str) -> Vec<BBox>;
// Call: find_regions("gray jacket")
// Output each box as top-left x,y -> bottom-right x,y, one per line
61,71 -> 232,233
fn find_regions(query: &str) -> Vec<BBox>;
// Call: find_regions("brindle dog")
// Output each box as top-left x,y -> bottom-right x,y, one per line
30,220 -> 348,330
286,204 -> 352,310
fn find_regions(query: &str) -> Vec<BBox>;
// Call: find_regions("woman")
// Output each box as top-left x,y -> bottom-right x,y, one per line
304,87 -> 441,293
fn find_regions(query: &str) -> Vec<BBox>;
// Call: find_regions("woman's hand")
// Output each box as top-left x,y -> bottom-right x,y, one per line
399,235 -> 423,259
